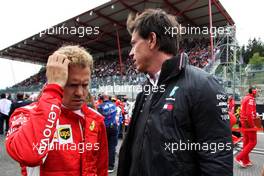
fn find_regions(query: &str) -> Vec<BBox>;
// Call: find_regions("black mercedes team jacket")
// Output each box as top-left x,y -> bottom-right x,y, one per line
117,55 -> 233,176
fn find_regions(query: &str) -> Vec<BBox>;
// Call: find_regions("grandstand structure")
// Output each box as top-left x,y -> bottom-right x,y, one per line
0,0 -> 236,99
211,25 -> 242,99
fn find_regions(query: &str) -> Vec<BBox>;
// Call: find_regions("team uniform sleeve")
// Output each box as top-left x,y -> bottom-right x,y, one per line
5,84 -> 63,166
191,76 -> 233,176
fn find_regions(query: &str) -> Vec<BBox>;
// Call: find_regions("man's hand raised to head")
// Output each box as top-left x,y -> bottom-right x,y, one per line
46,52 -> 71,88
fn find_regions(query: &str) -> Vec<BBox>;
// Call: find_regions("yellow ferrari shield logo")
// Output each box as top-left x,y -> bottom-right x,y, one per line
89,120 -> 95,131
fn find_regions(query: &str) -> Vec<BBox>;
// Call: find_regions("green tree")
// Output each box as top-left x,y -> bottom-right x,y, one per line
249,52 -> 264,65
243,38 -> 264,64
249,53 -> 264,65
248,52 -> 264,71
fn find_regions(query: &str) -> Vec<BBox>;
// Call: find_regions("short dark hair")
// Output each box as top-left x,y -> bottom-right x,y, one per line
16,93 -> 24,100
249,86 -> 256,94
127,9 -> 180,55
1,93 -> 6,99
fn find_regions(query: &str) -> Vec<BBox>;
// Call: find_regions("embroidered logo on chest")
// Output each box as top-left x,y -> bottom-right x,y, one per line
57,124 -> 73,144
163,103 -> 174,111
89,120 -> 95,131
169,86 -> 179,97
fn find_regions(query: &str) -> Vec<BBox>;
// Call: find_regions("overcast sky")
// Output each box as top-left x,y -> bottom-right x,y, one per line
0,0 -> 263,89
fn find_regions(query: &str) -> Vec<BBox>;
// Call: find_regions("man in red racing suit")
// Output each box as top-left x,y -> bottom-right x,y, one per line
235,87 -> 258,168
5,45 -> 108,176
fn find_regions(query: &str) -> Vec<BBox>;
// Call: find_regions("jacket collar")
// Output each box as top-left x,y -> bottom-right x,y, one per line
158,53 -> 187,85
61,103 -> 88,118
248,93 -> 255,98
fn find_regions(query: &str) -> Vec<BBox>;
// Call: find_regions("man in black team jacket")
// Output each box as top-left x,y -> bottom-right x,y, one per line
117,9 -> 233,176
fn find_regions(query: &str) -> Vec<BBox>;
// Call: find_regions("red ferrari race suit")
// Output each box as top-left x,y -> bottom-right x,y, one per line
228,97 -> 238,143
236,93 -> 257,165
5,84 -> 108,176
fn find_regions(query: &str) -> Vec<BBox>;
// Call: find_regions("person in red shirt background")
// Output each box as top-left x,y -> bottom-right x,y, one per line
228,95 -> 235,115
235,86 -> 258,168
228,95 -> 238,143
228,95 -> 236,127
95,94 -> 104,110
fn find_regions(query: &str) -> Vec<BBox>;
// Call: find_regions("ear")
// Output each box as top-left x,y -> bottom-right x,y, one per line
147,32 -> 157,50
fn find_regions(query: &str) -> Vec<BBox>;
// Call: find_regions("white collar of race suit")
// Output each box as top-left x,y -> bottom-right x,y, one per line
61,104 -> 84,118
